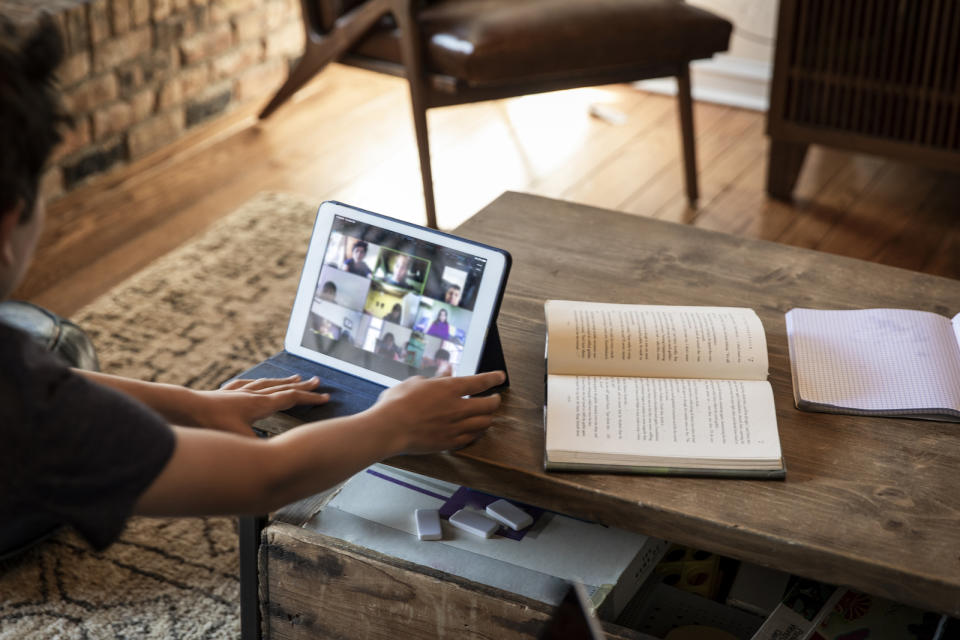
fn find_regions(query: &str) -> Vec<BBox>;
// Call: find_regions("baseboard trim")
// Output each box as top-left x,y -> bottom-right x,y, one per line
637,54 -> 772,112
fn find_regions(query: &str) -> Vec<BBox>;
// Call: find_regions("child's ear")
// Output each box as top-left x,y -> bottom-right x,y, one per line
0,203 -> 24,266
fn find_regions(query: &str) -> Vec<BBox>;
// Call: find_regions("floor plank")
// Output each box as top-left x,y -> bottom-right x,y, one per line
815,162 -> 942,263
621,101 -> 748,220
775,150 -> 887,250
525,86 -> 656,199
655,116 -> 766,226
559,95 -> 678,209
16,64 -> 960,318
874,175 -> 960,273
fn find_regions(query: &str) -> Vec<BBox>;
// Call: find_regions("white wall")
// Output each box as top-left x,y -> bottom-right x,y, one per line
688,0 -> 778,64
638,0 -> 780,111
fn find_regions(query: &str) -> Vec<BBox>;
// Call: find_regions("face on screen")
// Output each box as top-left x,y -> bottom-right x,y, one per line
300,215 -> 488,380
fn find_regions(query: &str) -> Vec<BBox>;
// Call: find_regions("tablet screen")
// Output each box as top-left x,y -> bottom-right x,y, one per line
286,204 -> 507,386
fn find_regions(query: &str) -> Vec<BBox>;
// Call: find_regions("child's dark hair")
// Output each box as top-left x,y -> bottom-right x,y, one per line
0,14 -> 67,221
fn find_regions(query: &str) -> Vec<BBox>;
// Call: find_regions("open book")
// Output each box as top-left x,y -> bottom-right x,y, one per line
785,308 -> 960,421
544,301 -> 785,478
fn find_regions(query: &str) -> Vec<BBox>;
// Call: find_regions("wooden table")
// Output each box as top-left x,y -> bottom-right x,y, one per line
245,191 -> 960,637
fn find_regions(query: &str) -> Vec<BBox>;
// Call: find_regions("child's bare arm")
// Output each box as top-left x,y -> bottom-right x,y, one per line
74,370 -> 328,436
133,371 -> 505,516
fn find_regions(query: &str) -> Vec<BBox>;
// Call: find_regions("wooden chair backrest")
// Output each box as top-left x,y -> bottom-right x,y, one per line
309,0 -> 369,33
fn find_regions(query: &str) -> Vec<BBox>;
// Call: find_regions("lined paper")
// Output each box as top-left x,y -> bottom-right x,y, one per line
786,308 -> 960,413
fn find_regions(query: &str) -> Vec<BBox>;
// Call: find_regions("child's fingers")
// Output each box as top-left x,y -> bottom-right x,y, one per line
454,414 -> 495,434
453,393 -> 501,420
448,428 -> 488,450
250,377 -> 320,394
451,371 -> 506,396
274,389 -> 330,408
240,375 -> 303,391
221,378 -> 254,390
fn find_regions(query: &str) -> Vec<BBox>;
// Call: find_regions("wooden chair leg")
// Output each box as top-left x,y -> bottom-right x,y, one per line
259,44 -> 334,119
259,0 -> 393,120
676,66 -> 699,207
409,100 -> 438,229
394,0 -> 438,229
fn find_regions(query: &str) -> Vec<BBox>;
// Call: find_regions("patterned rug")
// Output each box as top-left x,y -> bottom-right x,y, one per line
0,192 -> 319,639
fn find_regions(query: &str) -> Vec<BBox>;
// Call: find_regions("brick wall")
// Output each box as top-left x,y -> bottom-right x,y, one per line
2,0 -> 305,198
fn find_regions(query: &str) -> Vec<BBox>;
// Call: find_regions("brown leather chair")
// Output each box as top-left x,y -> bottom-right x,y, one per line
260,0 -> 732,228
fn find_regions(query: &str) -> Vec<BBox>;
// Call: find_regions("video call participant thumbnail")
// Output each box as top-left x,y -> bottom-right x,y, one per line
301,315 -> 340,354
301,308 -> 370,371
342,239 -> 378,278
319,281 -> 337,302
322,232 -> 380,278
425,309 -> 452,340
423,347 -> 454,377
375,331 -> 403,361
414,301 -> 471,345
423,262 -> 483,311
402,331 -> 427,368
363,280 -> 417,329
314,264 -> 371,312
375,249 -> 429,294
384,303 -> 403,324
443,284 -> 461,307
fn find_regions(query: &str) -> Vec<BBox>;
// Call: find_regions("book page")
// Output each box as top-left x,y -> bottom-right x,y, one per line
786,308 -> 960,411
545,375 -> 781,464
545,301 -> 769,380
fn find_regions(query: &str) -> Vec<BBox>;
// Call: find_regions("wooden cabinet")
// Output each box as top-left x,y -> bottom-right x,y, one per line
767,0 -> 960,199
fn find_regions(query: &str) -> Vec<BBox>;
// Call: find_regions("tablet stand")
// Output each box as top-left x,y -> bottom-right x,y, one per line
478,324 -> 509,389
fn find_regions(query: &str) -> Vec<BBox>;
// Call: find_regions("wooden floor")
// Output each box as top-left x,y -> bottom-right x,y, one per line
18,64 -> 960,317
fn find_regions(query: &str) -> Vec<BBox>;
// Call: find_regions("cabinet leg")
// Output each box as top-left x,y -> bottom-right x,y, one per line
767,140 -> 809,201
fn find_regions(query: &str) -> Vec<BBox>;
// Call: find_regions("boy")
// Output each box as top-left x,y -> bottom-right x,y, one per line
343,240 -> 371,277
0,16 -> 504,556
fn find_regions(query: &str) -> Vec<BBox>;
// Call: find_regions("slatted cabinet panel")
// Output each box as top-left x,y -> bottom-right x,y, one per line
768,0 -> 960,199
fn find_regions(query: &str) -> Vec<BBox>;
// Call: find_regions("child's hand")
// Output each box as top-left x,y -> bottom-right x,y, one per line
366,371 -> 505,455
191,375 -> 329,437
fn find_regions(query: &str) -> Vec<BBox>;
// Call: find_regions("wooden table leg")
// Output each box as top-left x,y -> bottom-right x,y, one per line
240,514 -> 268,640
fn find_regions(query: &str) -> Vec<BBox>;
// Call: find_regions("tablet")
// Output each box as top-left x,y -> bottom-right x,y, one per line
284,201 -> 511,388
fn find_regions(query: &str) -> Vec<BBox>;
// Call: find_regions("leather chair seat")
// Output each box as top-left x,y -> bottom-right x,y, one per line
353,0 -> 732,86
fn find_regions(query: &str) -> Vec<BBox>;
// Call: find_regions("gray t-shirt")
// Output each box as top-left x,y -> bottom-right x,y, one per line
1,323 -> 175,555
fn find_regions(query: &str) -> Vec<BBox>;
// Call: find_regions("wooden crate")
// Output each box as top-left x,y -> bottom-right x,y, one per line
258,522 -> 648,639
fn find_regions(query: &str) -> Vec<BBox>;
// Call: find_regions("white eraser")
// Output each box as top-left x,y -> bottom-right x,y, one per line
414,509 -> 442,541
448,509 -> 499,538
485,499 -> 534,531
